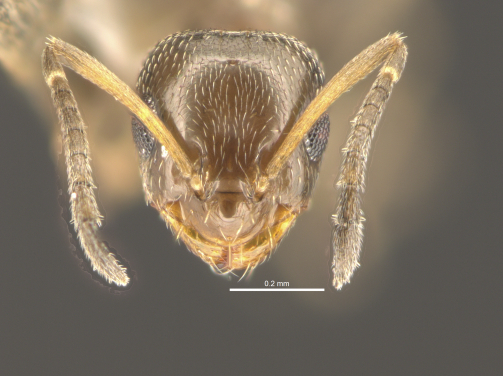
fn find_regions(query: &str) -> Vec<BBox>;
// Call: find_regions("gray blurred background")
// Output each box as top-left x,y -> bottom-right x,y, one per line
0,0 -> 501,374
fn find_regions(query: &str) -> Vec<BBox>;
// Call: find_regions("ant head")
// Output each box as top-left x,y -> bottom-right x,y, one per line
131,31 -> 328,273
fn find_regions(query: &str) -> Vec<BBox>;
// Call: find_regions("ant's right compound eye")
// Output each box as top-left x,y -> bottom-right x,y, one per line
131,94 -> 159,159
132,116 -> 156,159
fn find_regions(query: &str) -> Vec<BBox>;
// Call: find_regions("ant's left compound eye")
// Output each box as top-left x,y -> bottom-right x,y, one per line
304,112 -> 330,162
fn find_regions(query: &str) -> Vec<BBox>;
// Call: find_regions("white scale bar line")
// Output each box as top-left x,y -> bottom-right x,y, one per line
230,288 -> 324,292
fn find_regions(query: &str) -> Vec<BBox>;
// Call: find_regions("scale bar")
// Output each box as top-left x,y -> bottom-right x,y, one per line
230,288 -> 324,292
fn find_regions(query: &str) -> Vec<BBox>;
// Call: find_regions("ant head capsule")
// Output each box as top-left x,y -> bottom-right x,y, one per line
132,31 -> 328,274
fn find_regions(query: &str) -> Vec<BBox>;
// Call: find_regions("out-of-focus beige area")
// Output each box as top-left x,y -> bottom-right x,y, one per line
0,0 -> 455,313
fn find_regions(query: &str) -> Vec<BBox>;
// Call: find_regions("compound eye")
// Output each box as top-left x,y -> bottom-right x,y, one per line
304,112 -> 330,162
132,116 -> 156,159
131,94 -> 159,159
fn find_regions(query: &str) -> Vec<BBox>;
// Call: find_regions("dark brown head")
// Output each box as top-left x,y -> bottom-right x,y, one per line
132,31 -> 329,273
